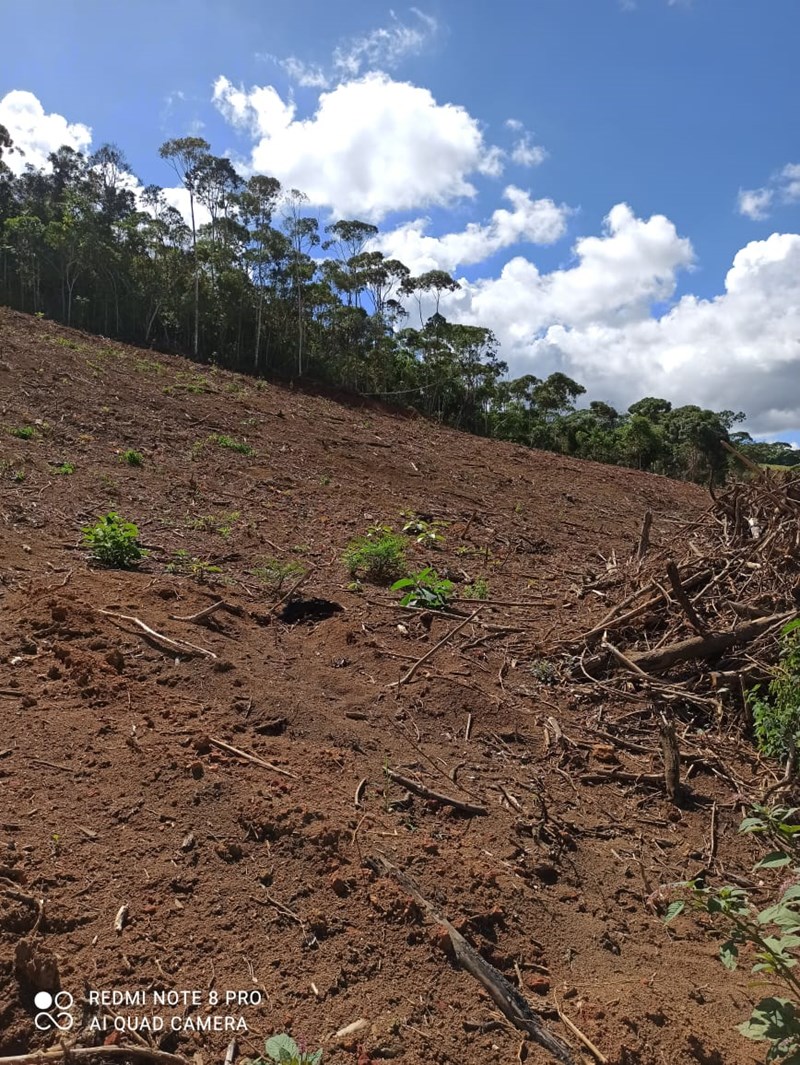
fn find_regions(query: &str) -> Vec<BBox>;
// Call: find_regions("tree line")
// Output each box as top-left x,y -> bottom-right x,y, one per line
0,127 -> 793,482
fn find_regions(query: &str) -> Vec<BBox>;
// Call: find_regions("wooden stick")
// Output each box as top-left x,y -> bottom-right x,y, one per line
666,561 -> 707,635
386,769 -> 487,816
389,609 -> 482,687
553,994 -> 608,1063
169,600 -> 229,622
0,1047 -> 191,1065
208,736 -> 297,779
636,510 -> 652,561
99,610 -> 216,658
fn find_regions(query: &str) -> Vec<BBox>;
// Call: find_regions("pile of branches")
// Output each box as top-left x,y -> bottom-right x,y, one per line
565,456 -> 800,724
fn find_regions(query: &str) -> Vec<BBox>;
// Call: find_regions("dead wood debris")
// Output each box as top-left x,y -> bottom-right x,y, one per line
563,472 -> 799,747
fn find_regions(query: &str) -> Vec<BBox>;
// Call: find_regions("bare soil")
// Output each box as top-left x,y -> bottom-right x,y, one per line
0,307 -> 771,1063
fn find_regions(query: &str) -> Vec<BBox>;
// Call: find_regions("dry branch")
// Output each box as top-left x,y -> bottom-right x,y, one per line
208,736 -> 297,779
0,1048 -> 191,1065
99,610 -> 216,658
385,769 -> 488,816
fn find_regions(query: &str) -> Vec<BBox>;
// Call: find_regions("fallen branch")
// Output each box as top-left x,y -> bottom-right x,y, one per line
386,769 -> 487,816
208,736 -> 297,779
169,600 -> 241,623
99,610 -> 216,658
389,609 -> 482,687
553,993 -> 608,1063
369,854 -> 576,1064
625,611 -> 794,675
666,561 -> 707,635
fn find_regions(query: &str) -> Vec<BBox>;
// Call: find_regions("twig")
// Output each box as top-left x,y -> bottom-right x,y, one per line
354,777 -> 367,808
208,736 -> 297,779
169,600 -> 238,623
99,610 -> 216,658
0,1049 -> 191,1065
666,561 -> 707,635
385,769 -> 487,816
552,994 -> 608,1063
269,566 -> 316,616
389,609 -> 482,687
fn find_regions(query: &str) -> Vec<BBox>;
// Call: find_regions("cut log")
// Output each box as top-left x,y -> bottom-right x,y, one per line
626,611 -> 794,675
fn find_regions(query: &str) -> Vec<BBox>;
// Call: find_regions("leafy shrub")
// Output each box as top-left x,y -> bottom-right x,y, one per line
249,1033 -> 322,1065
392,566 -> 454,610
54,461 -> 75,475
122,449 -> 143,467
749,619 -> 800,759
667,806 -> 800,1063
82,513 -> 146,567
10,426 -> 36,439
343,526 -> 406,584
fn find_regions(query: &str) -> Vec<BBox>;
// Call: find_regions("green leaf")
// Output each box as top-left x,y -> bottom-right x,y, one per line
757,851 -> 794,869
664,900 -> 685,923
720,939 -> 739,970
264,1035 -> 299,1062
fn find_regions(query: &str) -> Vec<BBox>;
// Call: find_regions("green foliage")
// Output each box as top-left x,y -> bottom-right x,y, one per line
400,514 -> 448,547
464,578 -> 489,600
208,433 -> 255,456
121,449 -> 143,467
667,806 -> 800,1063
251,557 -> 304,593
249,1033 -> 322,1065
392,566 -> 454,610
54,461 -> 75,475
343,526 -> 406,584
749,619 -> 800,760
165,550 -> 222,580
191,511 -> 241,539
82,512 -> 146,567
10,425 -> 36,439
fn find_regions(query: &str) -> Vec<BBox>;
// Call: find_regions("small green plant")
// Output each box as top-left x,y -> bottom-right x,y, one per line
250,1033 -> 322,1065
343,526 -> 407,584
165,550 -> 223,581
209,433 -> 255,456
251,557 -> 304,593
529,658 -> 559,684
10,426 -> 36,440
121,449 -> 144,467
749,619 -> 800,760
12,468 -> 26,483
464,578 -> 489,600
401,513 -> 448,548
82,512 -> 146,568
54,462 -> 75,475
191,511 -> 241,539
666,805 -> 800,1063
392,566 -> 454,610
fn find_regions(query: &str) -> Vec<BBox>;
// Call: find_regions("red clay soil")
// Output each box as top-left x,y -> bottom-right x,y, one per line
0,307 -> 775,1064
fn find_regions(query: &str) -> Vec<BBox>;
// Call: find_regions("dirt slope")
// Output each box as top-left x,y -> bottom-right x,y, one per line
0,307 -> 766,1064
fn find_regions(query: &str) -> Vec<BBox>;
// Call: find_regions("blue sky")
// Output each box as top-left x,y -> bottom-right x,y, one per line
3,0 -> 800,439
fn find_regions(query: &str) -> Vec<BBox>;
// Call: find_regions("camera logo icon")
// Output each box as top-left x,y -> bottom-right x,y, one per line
34,991 -> 75,1031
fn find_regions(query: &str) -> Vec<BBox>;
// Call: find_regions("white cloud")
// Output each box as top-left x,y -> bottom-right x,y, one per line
437,210 -> 800,433
375,186 -> 569,273
332,9 -> 438,79
504,118 -> 547,168
737,162 -> 800,220
279,57 -> 330,89
213,72 -> 504,221
737,187 -> 773,221
0,89 -> 92,174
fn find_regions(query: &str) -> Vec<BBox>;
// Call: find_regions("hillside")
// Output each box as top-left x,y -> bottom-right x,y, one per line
0,307 -> 770,1064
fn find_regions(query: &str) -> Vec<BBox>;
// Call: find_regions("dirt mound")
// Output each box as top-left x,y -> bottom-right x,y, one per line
0,307 -> 768,1063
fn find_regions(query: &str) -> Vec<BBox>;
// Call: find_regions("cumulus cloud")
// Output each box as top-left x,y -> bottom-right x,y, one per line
375,186 -> 569,273
0,89 -> 92,173
437,209 -> 800,433
213,72 -> 504,221
737,187 -> 773,221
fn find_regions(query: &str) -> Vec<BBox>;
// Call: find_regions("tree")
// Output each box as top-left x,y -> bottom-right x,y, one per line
158,136 -> 210,356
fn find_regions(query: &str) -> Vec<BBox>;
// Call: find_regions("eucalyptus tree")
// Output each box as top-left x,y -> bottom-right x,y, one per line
158,136 -> 210,356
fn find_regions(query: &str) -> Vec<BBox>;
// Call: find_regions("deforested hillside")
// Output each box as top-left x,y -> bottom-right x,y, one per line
0,306 -> 781,1064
